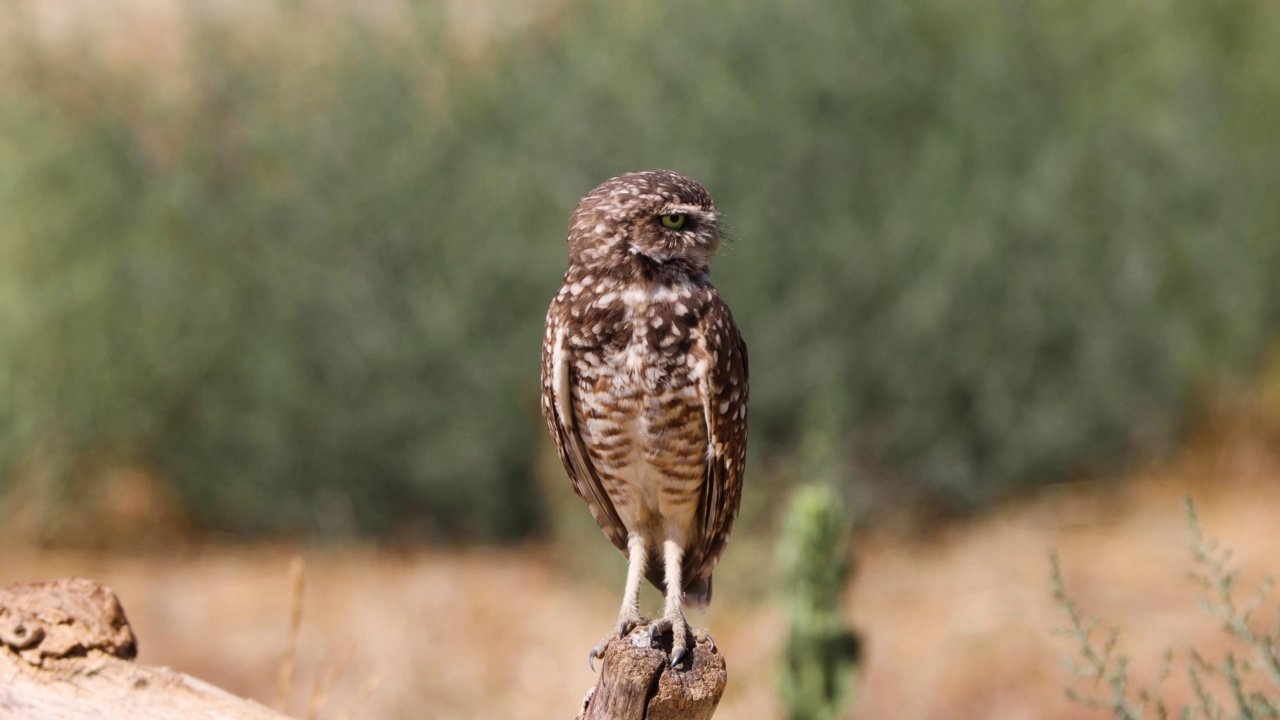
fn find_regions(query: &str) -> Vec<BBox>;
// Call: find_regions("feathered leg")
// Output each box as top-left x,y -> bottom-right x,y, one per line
589,531 -> 649,669
646,538 -> 694,667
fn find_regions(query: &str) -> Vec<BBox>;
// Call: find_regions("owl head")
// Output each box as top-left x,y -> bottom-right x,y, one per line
566,170 -> 721,273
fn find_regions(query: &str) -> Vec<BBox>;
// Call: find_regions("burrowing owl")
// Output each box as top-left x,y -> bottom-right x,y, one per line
540,170 -> 748,668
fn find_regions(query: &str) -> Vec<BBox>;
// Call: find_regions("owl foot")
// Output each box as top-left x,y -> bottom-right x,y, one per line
645,609 -> 696,668
588,610 -> 649,671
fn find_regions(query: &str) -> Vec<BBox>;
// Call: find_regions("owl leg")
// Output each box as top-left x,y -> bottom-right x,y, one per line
645,538 -> 693,667
615,531 -> 651,634
589,531 -> 649,669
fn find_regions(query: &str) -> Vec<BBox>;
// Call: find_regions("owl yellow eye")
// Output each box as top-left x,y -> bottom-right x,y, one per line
661,213 -> 687,229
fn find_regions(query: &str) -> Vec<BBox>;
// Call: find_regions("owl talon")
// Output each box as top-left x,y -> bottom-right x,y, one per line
669,620 -> 690,668
590,610 -> 645,672
588,645 -> 605,672
643,613 -> 693,667
645,616 -> 670,643
697,629 -> 717,653
617,612 -> 646,639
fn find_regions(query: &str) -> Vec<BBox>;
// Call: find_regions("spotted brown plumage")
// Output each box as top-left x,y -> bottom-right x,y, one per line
540,170 -> 748,668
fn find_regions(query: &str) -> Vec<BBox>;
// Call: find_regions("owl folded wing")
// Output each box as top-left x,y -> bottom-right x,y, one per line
690,297 -> 749,586
541,315 -> 630,554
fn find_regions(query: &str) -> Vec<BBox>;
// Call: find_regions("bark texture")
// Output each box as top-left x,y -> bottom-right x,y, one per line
575,625 -> 727,720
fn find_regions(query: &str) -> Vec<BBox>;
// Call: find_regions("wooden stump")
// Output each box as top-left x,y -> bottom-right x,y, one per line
575,625 -> 727,720
0,578 -> 290,720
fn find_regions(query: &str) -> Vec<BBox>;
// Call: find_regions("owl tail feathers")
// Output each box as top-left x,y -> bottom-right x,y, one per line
682,574 -> 712,612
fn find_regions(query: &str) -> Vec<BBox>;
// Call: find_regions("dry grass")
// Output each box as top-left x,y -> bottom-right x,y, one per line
2,410 -> 1279,719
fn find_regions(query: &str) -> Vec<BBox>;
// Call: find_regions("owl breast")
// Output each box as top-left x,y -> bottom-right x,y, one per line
565,274 -> 712,541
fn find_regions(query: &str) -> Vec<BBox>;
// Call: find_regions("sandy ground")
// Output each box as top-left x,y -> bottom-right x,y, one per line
3,411 -> 1279,720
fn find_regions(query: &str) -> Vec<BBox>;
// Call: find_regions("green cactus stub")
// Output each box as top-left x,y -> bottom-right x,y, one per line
779,484 -> 861,720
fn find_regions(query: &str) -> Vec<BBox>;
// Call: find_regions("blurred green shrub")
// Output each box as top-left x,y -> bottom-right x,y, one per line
1,0 -> 1279,539
0,6 -> 554,540
467,0 -> 1280,520
779,485 -> 860,720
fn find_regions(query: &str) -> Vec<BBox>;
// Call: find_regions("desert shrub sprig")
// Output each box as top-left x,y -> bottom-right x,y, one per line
1054,497 -> 1280,719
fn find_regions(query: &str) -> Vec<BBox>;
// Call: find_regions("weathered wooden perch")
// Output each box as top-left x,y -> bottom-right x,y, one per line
0,578 -> 289,720
575,625 -> 727,720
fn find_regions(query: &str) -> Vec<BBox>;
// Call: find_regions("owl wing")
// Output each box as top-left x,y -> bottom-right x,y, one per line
684,295 -> 749,609
541,307 -> 630,555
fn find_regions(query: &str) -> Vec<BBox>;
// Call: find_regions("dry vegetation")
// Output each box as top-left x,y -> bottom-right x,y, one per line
2,404 -> 1278,720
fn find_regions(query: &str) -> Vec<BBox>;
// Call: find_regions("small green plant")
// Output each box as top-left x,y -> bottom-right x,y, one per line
779,484 -> 861,720
1052,497 -> 1280,719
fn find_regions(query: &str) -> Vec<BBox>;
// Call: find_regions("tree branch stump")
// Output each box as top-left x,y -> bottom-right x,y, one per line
0,577 -> 290,720
575,624 -> 727,720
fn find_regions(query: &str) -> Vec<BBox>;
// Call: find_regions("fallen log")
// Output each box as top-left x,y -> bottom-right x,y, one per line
0,578 -> 288,720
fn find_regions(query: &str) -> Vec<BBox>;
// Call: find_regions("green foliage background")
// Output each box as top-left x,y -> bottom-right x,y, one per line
1,0 -> 1277,540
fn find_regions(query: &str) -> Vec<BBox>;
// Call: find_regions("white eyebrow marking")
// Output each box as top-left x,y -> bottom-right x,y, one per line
660,203 -> 715,222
